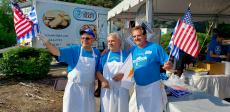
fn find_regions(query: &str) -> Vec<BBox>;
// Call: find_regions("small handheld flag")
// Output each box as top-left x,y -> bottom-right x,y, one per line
12,3 -> 33,39
168,20 -> 180,60
16,6 -> 40,46
172,8 -> 200,58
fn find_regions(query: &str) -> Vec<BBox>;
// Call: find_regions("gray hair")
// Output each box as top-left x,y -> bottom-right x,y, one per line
107,32 -> 123,48
108,32 -> 121,41
107,32 -> 122,42
107,32 -> 122,47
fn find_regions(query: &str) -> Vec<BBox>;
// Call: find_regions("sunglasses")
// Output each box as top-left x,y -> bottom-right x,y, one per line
81,37 -> 92,40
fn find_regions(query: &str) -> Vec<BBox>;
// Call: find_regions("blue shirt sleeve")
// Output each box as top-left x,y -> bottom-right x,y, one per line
98,53 -> 108,73
155,44 -> 169,65
208,40 -> 217,52
58,45 -> 80,66
58,45 -> 100,73
58,45 -> 80,73
93,48 -> 101,71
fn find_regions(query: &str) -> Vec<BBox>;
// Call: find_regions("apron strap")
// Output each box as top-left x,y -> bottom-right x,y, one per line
80,46 -> 96,58
106,50 -> 123,63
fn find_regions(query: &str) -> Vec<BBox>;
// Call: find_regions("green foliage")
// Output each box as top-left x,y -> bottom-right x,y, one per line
197,32 -> 210,54
0,47 -> 52,80
160,33 -> 171,52
0,0 -> 17,48
0,30 -> 16,49
57,0 -> 122,8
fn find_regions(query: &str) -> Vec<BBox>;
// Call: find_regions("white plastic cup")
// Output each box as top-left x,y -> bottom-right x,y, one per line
224,61 -> 230,75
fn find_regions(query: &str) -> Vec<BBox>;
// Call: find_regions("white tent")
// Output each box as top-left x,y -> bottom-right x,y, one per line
108,0 -> 230,24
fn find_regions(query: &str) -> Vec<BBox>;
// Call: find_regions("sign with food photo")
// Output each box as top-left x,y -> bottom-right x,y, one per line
34,0 -> 109,49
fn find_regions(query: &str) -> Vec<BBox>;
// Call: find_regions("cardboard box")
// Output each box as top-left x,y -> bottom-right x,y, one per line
198,62 -> 225,75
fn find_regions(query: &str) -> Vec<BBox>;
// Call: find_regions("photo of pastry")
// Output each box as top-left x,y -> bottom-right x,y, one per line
43,10 -> 71,29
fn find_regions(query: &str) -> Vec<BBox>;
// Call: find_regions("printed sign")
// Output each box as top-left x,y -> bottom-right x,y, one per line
34,0 -> 109,49
73,8 -> 97,22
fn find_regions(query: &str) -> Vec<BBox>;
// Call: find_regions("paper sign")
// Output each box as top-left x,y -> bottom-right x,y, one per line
119,54 -> 134,89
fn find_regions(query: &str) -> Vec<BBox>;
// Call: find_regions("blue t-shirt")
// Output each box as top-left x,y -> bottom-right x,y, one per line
206,38 -> 223,62
131,42 -> 169,86
58,45 -> 100,73
98,50 -> 128,72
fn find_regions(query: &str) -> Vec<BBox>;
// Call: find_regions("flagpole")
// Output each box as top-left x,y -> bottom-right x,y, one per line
189,3 -> 191,8
31,1 -> 43,47
168,47 -> 173,61
199,22 -> 214,53
9,0 -> 15,4
188,0 -> 191,8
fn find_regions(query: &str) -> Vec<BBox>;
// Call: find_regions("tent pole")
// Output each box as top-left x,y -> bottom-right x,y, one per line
146,0 -> 153,28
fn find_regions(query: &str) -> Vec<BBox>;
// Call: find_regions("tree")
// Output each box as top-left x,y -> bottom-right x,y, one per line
0,0 -> 16,49
57,0 -> 122,8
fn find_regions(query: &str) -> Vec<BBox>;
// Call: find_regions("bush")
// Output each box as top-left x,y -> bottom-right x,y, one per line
0,30 -> 16,49
0,47 -> 52,80
0,4 -> 16,49
160,33 -> 171,52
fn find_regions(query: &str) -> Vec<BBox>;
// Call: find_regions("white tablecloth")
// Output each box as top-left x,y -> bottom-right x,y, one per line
184,71 -> 230,99
167,88 -> 230,112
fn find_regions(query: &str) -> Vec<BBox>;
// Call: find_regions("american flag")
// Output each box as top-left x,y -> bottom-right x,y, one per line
172,8 -> 200,57
17,24 -> 39,45
166,87 -> 191,98
12,3 -> 33,39
168,20 -> 180,60
17,6 -> 40,46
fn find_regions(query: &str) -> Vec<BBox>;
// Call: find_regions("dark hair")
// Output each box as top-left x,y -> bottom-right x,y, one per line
213,28 -> 219,34
131,25 -> 147,35
217,33 -> 225,38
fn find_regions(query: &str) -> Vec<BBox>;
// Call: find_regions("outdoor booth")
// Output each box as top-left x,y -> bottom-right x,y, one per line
108,0 -> 230,112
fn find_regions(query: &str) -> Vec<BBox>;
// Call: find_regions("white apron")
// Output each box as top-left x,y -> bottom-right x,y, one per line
63,47 -> 96,112
135,80 -> 167,112
100,51 -> 129,112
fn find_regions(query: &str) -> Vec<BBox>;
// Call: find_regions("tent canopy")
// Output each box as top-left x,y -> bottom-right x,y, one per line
108,0 -> 230,23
